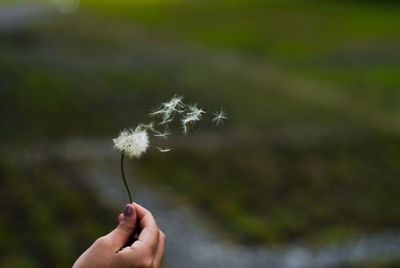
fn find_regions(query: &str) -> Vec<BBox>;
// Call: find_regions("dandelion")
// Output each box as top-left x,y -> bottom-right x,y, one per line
113,126 -> 149,159
113,125 -> 149,203
212,109 -> 228,126
114,94 -> 227,203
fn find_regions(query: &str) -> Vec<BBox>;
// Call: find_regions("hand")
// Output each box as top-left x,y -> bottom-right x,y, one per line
73,203 -> 166,268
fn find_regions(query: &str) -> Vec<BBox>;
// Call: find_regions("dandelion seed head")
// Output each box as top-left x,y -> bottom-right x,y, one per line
113,126 -> 149,158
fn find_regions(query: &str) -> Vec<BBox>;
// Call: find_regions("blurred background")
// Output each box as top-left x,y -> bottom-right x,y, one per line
1,0 -> 400,267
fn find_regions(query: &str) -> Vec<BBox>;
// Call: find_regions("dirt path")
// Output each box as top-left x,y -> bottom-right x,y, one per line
86,158 -> 400,268
90,171 -> 400,268
0,4 -> 50,32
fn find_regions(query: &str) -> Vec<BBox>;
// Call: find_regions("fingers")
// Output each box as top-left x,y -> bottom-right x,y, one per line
153,230 -> 166,267
107,204 -> 138,251
118,213 -> 124,223
116,203 -> 166,267
131,203 -> 160,252
117,230 -> 166,268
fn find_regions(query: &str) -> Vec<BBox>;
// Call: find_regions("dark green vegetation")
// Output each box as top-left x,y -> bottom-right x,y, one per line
142,132 -> 400,245
85,0 -> 400,119
0,156 -> 115,267
1,0 -> 400,266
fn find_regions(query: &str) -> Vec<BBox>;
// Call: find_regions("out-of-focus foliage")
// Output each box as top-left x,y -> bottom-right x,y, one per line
1,0 -> 400,267
0,157 -> 115,267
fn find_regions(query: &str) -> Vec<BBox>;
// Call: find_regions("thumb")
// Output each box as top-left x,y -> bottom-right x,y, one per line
107,204 -> 137,251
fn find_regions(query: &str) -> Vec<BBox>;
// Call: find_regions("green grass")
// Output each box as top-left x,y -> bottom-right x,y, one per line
141,131 -> 400,245
0,157 -> 116,267
83,0 -> 400,116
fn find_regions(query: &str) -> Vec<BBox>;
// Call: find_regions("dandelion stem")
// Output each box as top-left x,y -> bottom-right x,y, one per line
120,153 -> 133,203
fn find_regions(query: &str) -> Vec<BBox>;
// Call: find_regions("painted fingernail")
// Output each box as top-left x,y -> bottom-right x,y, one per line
123,205 -> 133,217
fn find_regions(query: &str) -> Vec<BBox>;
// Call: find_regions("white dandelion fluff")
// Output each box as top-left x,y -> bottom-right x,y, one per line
154,129 -> 171,139
187,104 -> 206,117
113,126 -> 149,159
156,147 -> 172,153
139,122 -> 156,132
181,104 -> 205,135
212,109 -> 228,126
113,94 -> 227,203
159,118 -> 174,125
181,114 -> 200,135
150,95 -> 185,124
163,95 -> 185,112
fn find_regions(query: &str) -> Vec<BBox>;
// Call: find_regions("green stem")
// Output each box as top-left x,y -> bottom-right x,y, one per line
120,153 -> 133,203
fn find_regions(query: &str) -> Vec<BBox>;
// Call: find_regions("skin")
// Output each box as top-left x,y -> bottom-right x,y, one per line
73,203 -> 166,268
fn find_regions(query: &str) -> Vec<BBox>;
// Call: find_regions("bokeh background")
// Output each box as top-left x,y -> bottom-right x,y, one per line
1,0 -> 400,267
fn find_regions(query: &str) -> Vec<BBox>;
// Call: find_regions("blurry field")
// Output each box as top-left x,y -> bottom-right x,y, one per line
0,157 -> 115,267
1,0 -> 400,267
85,0 -> 400,119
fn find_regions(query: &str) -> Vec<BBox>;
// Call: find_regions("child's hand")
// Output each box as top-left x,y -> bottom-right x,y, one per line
73,203 -> 166,268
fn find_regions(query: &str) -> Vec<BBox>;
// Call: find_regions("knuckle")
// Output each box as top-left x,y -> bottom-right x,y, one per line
141,246 -> 153,259
147,211 -> 154,219
149,242 -> 158,253
146,212 -> 158,226
139,256 -> 154,268
160,230 -> 167,240
111,256 -> 124,267
118,222 -> 134,233
95,236 -> 109,247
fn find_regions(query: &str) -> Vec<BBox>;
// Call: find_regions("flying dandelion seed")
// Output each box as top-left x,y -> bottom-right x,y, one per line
159,118 -> 174,125
163,95 -> 184,111
187,104 -> 206,117
139,122 -> 165,137
149,108 -> 164,117
212,109 -> 228,126
154,130 -> 171,139
157,147 -> 172,153
150,95 -> 185,124
181,104 -> 205,135
182,114 -> 200,135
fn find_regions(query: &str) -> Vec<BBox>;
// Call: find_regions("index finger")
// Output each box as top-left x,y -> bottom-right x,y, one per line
131,203 -> 160,252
